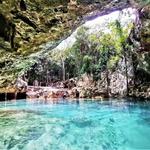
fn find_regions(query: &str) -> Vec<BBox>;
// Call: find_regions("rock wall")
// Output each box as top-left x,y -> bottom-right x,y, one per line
128,2 -> 150,99
109,57 -> 134,97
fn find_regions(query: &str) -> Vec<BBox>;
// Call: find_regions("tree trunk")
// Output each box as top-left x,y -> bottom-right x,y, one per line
46,70 -> 49,86
124,48 -> 129,96
106,68 -> 110,97
62,59 -> 65,81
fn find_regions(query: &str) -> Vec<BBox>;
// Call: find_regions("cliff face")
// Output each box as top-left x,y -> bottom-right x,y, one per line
99,2 -> 150,98
97,1 -> 150,98
130,0 -> 150,52
128,2 -> 150,99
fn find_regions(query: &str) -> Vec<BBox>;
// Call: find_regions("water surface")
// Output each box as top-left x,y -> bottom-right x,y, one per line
0,99 -> 150,150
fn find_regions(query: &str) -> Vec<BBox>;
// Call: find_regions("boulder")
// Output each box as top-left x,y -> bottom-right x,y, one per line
15,77 -> 28,92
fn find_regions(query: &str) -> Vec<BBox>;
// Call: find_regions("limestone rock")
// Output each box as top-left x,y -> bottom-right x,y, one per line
140,5 -> 150,51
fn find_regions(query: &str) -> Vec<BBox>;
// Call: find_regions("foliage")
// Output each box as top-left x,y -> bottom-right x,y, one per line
50,19 -> 134,81
81,55 -> 92,74
26,57 -> 62,85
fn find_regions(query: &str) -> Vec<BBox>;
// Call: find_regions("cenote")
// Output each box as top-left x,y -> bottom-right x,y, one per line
0,0 -> 150,150
0,99 -> 150,150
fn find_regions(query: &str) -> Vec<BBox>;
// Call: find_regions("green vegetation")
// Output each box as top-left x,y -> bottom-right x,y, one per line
51,20 -> 133,82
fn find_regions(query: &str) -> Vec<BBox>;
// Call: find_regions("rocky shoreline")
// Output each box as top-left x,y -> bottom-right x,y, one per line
0,80 -> 149,101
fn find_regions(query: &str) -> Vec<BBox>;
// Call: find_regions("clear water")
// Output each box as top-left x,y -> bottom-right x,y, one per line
0,99 -> 150,150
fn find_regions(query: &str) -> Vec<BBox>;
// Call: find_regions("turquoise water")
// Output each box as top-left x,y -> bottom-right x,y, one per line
0,99 -> 150,150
